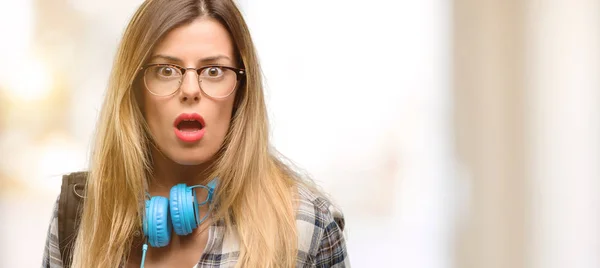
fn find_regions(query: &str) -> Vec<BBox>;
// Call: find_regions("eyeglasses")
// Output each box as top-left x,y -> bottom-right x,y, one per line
139,64 -> 246,98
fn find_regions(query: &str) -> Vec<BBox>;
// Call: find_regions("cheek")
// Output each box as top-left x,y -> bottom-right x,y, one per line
206,97 -> 235,138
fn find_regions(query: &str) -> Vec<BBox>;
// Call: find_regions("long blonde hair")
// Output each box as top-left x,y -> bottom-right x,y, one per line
71,0 -> 303,267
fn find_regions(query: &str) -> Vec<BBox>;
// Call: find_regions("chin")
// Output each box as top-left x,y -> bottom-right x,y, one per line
167,148 -> 216,166
174,158 -> 208,166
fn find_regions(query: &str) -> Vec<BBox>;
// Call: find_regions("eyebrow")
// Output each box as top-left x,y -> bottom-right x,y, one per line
149,54 -> 232,65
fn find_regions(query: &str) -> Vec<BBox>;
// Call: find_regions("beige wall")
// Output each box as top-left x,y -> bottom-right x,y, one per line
453,1 -> 528,267
453,0 -> 600,268
526,1 -> 600,267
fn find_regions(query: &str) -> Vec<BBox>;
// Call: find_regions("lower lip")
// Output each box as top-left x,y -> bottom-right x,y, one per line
174,128 -> 206,143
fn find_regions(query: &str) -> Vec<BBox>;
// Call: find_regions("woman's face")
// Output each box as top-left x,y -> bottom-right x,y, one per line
142,17 -> 237,165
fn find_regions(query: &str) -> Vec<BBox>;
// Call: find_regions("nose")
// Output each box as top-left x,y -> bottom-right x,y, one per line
179,69 -> 201,103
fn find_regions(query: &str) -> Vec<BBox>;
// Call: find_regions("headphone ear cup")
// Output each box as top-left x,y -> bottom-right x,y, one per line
144,196 -> 172,247
170,184 -> 198,236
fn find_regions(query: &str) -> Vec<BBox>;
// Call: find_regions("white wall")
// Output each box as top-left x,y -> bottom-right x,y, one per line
240,1 -> 454,267
526,1 -> 600,267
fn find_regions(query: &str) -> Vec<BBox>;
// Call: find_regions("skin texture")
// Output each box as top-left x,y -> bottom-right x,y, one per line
144,16 -> 238,193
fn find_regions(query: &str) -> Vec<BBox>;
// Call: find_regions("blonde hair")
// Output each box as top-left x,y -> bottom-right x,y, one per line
71,0 -> 307,267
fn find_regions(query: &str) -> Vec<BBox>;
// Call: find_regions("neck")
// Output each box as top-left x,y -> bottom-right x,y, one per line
148,147 -> 215,197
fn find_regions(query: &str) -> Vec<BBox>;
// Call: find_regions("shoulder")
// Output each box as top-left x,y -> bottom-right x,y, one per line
42,195 -> 64,268
295,184 -> 345,231
295,183 -> 350,267
42,171 -> 87,268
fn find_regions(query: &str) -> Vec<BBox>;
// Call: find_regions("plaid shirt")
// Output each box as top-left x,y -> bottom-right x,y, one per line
41,184 -> 350,268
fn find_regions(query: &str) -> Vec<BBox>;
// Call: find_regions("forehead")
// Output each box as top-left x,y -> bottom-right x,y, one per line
152,17 -> 235,63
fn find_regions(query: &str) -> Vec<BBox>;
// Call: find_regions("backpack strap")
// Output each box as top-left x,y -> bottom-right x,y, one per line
58,171 -> 88,267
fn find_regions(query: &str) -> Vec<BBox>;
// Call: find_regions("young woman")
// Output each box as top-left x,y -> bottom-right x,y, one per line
40,0 -> 349,267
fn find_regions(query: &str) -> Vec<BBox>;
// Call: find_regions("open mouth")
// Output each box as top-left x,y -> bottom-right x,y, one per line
173,113 -> 206,142
177,119 -> 203,132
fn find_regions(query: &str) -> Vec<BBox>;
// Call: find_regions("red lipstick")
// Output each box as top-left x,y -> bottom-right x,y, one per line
173,113 -> 206,143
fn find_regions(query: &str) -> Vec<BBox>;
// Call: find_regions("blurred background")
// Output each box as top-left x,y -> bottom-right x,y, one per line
0,0 -> 598,267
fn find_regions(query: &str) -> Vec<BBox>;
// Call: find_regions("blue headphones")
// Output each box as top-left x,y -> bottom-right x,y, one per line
140,178 -> 217,267
142,178 -> 217,248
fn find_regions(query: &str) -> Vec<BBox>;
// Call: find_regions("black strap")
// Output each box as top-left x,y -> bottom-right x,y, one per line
58,171 -> 88,267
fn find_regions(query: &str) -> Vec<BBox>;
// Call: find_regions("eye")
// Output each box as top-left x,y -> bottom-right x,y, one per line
201,67 -> 224,78
156,66 -> 178,77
